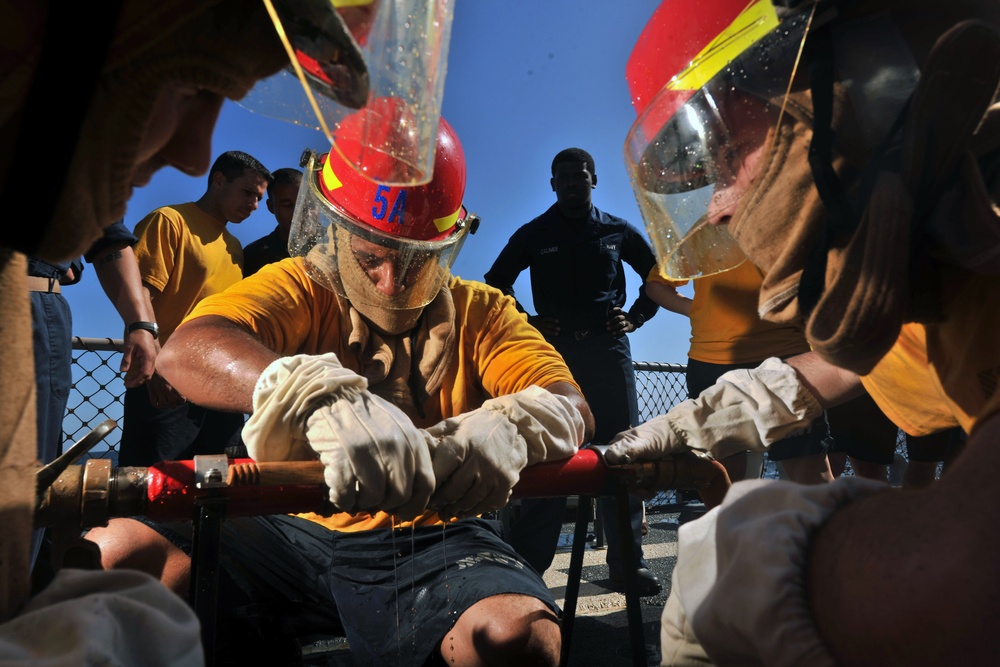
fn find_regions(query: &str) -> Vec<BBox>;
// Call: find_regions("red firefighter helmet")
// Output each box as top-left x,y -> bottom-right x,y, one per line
319,99 -> 467,242
290,108 -> 474,328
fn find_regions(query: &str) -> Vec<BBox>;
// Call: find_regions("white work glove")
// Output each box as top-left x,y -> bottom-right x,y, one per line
426,385 -> 585,519
661,477 -> 889,667
0,569 -> 202,666
605,357 -> 823,464
244,353 -> 434,520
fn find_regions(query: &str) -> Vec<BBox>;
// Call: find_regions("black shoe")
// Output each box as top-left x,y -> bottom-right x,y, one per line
609,567 -> 662,596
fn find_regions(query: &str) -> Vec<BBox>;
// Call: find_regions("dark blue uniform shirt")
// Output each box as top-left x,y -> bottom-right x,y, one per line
242,226 -> 290,277
484,204 -> 659,333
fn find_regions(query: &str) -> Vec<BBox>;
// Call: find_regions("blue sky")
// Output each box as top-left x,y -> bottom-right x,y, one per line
69,1 -> 695,366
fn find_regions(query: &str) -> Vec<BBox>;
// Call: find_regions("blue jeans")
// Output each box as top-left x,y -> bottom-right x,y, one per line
30,289 -> 73,567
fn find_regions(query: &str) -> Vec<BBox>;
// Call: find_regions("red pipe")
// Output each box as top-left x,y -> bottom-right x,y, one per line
141,451 -> 608,521
143,460 -> 328,522
36,449 -> 730,527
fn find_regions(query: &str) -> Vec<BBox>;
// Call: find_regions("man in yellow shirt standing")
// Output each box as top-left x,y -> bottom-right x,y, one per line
118,150 -> 272,466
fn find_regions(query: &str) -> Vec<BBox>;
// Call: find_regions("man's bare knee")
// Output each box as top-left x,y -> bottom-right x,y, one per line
445,594 -> 560,666
85,518 -> 191,596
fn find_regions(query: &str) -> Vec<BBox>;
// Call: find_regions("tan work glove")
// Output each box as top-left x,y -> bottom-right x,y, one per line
244,353 -> 434,520
661,477 -> 889,667
426,385 -> 585,519
604,357 -> 823,464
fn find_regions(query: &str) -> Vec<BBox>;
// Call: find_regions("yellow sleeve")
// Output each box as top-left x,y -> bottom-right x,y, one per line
444,278 -> 580,416
861,323 -> 960,436
132,207 -> 181,293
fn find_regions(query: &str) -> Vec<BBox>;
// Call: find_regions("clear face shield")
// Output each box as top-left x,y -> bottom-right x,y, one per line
242,0 -> 456,186
624,6 -> 810,280
291,150 -> 472,313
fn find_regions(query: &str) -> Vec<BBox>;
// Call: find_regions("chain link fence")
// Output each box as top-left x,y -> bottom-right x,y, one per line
66,341 -> 696,464
66,338 -> 128,462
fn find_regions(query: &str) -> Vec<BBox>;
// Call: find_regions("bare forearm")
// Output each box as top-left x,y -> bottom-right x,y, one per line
786,351 -> 864,408
646,281 -> 692,317
157,315 -> 278,413
93,246 -> 154,323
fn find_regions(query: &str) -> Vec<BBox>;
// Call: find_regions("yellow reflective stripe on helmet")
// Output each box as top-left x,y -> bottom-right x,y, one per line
667,0 -> 779,92
433,207 -> 461,233
332,0 -> 375,6
321,155 -> 344,191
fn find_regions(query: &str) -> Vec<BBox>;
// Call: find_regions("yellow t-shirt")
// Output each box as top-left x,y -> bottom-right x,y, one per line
185,258 -> 579,532
862,269 -> 1000,436
648,262 -> 810,364
133,202 -> 243,342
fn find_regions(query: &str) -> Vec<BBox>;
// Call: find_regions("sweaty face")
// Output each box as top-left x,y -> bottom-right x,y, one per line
215,170 -> 268,224
349,236 -> 429,296
551,161 -> 595,215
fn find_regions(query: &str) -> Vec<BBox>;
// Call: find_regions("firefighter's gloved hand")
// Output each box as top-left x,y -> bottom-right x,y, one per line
306,392 -> 435,520
243,353 -> 434,520
426,385 -> 585,519
605,357 -> 823,464
425,410 -> 526,519
243,352 -> 364,461
661,477 -> 889,667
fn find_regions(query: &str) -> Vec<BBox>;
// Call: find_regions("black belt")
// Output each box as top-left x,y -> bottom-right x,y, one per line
567,327 -> 610,341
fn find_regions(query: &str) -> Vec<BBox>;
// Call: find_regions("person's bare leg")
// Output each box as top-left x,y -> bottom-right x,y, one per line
439,593 -> 561,666
849,457 -> 888,482
780,453 -> 835,484
84,518 -> 191,597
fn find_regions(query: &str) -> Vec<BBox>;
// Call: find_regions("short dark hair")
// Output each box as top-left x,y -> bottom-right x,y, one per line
267,167 -> 302,198
551,148 -> 595,177
209,150 -> 272,186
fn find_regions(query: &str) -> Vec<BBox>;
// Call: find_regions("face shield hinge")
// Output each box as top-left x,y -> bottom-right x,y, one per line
461,213 -> 481,235
300,148 -> 317,169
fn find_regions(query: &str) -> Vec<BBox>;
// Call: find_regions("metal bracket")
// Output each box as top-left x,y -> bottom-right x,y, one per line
193,454 -> 230,489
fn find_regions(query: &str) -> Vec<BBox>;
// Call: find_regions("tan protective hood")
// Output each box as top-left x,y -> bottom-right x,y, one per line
729,3 -> 1000,374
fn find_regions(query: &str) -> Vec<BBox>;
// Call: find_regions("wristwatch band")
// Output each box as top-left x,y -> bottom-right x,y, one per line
126,321 -> 159,339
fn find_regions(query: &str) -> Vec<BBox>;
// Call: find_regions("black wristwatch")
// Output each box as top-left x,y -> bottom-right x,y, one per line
126,321 -> 159,339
